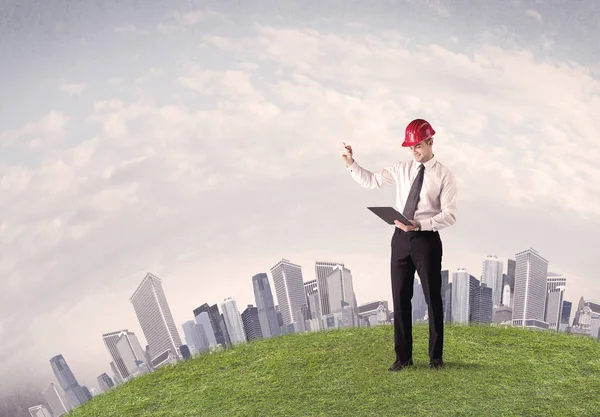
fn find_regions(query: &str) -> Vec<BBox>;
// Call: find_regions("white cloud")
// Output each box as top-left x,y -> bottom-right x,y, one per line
158,9 -> 224,33
0,110 -> 70,148
59,83 -> 87,95
525,8 -> 543,23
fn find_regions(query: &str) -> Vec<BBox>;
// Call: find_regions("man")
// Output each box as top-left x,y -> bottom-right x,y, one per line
340,118 -> 457,371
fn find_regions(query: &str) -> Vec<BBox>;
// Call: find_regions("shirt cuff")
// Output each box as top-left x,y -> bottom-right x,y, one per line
420,218 -> 434,231
346,161 -> 358,172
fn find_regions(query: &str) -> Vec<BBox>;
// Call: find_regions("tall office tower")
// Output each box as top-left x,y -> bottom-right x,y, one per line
444,282 -> 453,323
241,304 -> 263,341
97,373 -> 114,392
472,284 -> 493,324
452,268 -> 479,324
441,270 -> 449,295
220,313 -> 232,345
561,300 -> 572,326
315,260 -> 345,316
221,297 -> 247,344
102,330 -> 148,380
306,287 -> 321,320
547,272 -> 567,292
512,248 -> 549,329
271,258 -> 307,326
193,303 -> 227,347
43,381 -> 71,417
49,355 -> 88,408
304,279 -> 319,319
325,265 -> 358,315
545,286 -> 566,331
501,274 -> 511,307
28,405 -> 52,417
252,273 -> 281,338
194,311 -> 218,349
412,278 -> 427,323
130,273 -> 183,360
182,320 -> 198,353
506,259 -> 516,291
109,361 -> 123,384
482,255 -> 504,307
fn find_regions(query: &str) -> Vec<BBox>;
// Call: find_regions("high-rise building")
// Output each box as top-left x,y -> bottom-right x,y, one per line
102,330 -> 148,380
452,268 -> 479,324
49,354 -> 88,409
221,297 -> 247,344
130,273 -> 183,360
325,265 -> 357,315
547,272 -> 567,292
545,287 -> 566,331
412,277 -> 427,323
481,255 -> 504,307
97,373 -> 114,392
241,304 -> 263,341
444,282 -> 453,323
512,248 -> 549,329
561,300 -> 572,326
501,274 -> 511,307
441,270 -> 449,295
28,405 -> 52,417
506,259 -> 516,290
315,261 -> 345,316
193,303 -> 227,347
193,311 -> 218,349
252,273 -> 281,338
472,284 -> 493,324
271,258 -> 307,326
42,381 -> 71,417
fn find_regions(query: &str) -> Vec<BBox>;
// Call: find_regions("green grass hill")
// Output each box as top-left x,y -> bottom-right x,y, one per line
69,324 -> 600,416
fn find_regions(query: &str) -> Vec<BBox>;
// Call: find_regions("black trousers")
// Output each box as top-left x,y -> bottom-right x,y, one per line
390,227 -> 444,362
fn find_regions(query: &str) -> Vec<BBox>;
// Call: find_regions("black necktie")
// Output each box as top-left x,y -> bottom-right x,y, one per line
402,164 -> 425,220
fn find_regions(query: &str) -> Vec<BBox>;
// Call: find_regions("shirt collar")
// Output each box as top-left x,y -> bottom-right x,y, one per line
416,155 -> 437,171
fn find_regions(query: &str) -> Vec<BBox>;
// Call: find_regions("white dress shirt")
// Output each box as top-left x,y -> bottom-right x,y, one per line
347,155 -> 458,232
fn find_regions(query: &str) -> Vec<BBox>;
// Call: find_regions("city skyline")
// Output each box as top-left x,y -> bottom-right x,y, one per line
2,0 -> 600,403
25,244 -> 600,406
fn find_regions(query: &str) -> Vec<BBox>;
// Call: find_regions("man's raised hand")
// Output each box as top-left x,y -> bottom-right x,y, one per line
341,142 -> 354,166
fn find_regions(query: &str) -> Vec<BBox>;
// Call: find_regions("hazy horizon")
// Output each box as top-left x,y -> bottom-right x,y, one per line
1,0 -> 599,398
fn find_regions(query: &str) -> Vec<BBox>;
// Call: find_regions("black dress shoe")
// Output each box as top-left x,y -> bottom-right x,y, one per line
388,358 -> 413,372
429,358 -> 444,369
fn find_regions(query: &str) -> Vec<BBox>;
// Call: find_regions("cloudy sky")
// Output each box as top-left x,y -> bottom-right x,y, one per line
1,0 -> 599,395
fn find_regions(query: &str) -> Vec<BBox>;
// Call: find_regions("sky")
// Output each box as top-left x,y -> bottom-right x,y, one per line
1,0 -> 599,396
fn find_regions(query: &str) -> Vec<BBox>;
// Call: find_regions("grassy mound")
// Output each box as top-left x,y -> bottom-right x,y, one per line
69,324 -> 600,416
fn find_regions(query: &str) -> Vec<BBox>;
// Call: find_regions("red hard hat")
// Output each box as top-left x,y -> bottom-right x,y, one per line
402,119 -> 435,147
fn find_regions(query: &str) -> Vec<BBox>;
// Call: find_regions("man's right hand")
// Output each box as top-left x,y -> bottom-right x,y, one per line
341,142 -> 354,167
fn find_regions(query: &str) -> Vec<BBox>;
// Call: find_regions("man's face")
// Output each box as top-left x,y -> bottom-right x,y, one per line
410,138 -> 433,162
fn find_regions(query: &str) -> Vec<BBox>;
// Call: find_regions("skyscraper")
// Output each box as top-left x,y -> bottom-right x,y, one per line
130,273 -> 183,361
102,330 -> 148,380
482,255 -> 504,307
49,354 -> 88,409
315,261 -> 345,316
241,304 -> 264,341
252,273 -> 281,338
271,258 -> 307,326
42,382 -> 71,417
221,297 -> 247,344
472,284 -> 493,324
193,303 -> 227,347
97,373 -> 114,392
325,265 -> 357,315
547,272 -> 567,292
512,248 -> 549,329
452,268 -> 479,324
